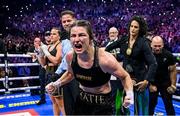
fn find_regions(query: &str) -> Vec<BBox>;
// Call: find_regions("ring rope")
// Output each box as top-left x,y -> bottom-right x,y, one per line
0,76 -> 39,81
8,86 -> 40,91
173,53 -> 180,57
0,86 -> 40,92
173,95 -> 180,100
0,54 -> 32,57
0,63 -> 39,67
0,89 -> 5,92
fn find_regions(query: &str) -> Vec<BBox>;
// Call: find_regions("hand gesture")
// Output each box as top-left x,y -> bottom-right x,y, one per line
134,80 -> 148,92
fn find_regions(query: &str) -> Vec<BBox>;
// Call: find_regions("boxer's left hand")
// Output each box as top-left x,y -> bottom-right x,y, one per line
123,91 -> 134,108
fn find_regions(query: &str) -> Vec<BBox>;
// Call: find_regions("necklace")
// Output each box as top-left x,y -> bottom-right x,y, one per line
126,38 -> 135,56
126,47 -> 132,56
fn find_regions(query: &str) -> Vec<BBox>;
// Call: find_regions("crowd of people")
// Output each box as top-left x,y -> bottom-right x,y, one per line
2,0 -> 179,53
0,0 -> 179,115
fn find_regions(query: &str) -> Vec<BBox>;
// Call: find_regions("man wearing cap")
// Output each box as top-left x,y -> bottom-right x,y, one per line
44,31 -> 51,45
36,32 -> 51,105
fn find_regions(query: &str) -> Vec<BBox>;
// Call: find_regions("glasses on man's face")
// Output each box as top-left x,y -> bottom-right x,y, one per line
109,32 -> 117,34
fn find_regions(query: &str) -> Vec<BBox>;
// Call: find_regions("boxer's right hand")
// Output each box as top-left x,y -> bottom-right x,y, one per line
45,82 -> 55,93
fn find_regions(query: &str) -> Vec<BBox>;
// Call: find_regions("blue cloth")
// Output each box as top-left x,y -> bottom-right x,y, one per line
134,88 -> 149,115
55,39 -> 72,74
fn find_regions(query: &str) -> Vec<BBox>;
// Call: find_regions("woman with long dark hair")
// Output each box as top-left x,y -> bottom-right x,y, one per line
106,16 -> 157,115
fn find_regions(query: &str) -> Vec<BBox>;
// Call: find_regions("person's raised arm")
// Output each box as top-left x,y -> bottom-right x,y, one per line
41,42 -> 62,65
105,36 -> 126,52
34,42 -> 46,66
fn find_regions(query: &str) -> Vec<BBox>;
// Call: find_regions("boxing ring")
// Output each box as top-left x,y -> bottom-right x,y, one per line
0,53 -> 180,100
0,54 -> 40,93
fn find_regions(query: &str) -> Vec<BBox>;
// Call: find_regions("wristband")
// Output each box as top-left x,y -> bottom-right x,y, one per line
171,85 -> 176,90
43,50 -> 51,56
40,43 -> 51,56
126,91 -> 134,104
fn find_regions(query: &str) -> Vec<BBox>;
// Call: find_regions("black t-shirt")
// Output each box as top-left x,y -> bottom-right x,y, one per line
154,49 -> 176,83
